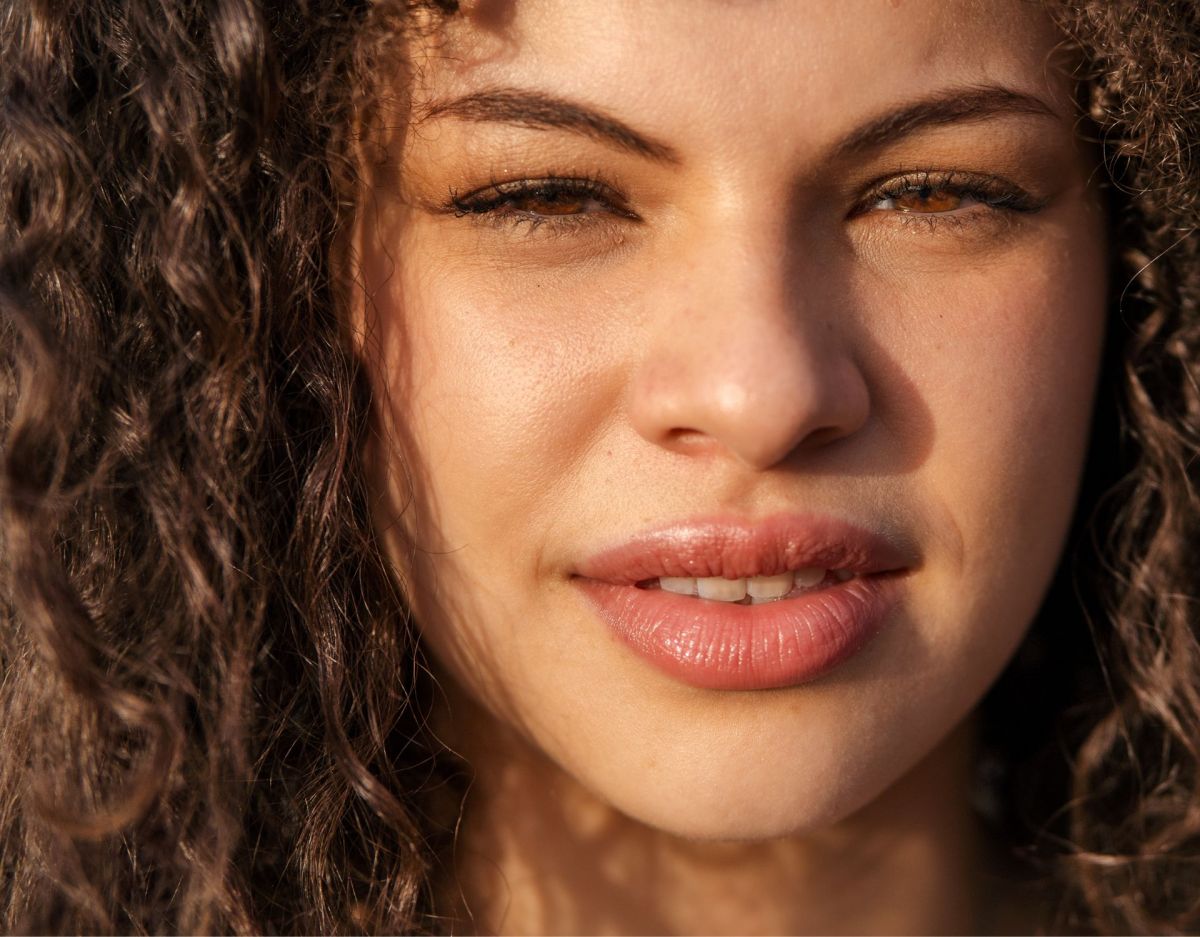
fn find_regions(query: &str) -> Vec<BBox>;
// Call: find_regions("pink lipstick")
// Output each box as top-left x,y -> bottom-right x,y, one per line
574,514 -> 911,691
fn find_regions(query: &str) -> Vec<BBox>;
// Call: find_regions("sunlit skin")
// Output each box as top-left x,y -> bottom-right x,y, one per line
350,0 -> 1107,932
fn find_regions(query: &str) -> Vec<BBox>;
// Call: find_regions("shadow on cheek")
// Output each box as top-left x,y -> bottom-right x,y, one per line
803,326 -> 936,480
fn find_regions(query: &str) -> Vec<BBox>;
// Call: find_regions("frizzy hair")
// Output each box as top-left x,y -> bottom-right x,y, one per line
0,0 -> 1197,934
1042,3 -> 1200,931
0,0 -> 456,931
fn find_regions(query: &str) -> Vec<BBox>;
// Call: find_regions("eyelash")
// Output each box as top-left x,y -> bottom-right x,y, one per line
855,169 -> 1044,230
444,169 -> 1043,237
447,173 -> 637,235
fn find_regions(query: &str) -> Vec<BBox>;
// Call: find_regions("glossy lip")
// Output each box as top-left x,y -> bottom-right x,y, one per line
573,513 -> 913,691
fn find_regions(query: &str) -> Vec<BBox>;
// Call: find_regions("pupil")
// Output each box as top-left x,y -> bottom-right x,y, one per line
519,191 -> 583,215
894,186 -> 961,213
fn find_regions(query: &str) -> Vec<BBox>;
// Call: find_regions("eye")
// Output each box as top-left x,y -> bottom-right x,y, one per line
447,175 -> 638,231
859,170 -> 1043,221
875,185 -> 978,214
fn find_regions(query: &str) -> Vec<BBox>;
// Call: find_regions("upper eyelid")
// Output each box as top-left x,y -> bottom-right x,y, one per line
851,169 -> 1038,211
447,176 -> 640,223
451,168 -> 1026,200
452,175 -> 617,202
440,168 -> 1038,232
862,169 -> 999,197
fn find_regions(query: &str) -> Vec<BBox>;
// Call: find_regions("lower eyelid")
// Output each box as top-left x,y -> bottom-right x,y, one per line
883,205 -> 1031,238
861,186 -> 1045,228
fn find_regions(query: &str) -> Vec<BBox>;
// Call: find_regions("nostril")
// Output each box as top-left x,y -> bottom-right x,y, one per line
664,427 -> 708,448
800,424 -> 858,450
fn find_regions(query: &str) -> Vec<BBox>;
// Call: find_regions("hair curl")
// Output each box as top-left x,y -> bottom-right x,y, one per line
1042,3 -> 1200,931
0,0 -> 456,931
0,0 -> 1196,932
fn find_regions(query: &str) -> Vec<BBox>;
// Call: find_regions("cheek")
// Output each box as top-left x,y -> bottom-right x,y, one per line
881,222 -> 1107,683
922,247 -> 1104,542
366,245 -> 635,609
376,211 -> 715,547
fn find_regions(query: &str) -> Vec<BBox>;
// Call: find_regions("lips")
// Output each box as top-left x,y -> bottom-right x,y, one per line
573,514 -> 911,691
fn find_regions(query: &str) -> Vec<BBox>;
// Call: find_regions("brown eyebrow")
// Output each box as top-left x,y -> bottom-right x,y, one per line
832,84 -> 1058,157
418,83 -> 1058,165
418,88 -> 681,164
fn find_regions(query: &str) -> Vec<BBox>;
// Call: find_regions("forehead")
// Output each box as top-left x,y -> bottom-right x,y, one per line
409,0 -> 1071,147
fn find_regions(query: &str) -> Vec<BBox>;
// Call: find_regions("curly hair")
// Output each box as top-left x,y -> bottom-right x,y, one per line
0,0 -> 457,930
0,0 -> 1196,933
1042,4 -> 1200,931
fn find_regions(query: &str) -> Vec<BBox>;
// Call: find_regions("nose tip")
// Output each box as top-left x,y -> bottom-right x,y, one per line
631,335 -> 871,470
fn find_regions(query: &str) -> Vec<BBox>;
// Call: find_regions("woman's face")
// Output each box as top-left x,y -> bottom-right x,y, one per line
356,0 -> 1106,838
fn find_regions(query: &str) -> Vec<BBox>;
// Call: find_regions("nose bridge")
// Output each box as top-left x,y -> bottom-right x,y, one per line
629,217 -> 869,470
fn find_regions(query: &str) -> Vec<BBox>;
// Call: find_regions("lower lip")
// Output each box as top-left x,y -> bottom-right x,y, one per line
576,575 -> 903,691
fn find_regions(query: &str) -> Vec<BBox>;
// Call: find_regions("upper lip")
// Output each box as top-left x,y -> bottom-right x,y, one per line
574,513 -> 914,584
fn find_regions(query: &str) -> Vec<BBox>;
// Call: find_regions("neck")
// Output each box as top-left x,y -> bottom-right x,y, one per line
433,695 -> 994,936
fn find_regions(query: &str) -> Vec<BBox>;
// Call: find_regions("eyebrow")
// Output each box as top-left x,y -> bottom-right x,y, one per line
418,83 -> 1058,164
418,88 -> 681,163
832,84 -> 1058,157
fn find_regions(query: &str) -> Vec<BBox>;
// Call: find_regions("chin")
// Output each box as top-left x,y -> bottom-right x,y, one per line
552,707 -> 937,843
590,761 -> 881,843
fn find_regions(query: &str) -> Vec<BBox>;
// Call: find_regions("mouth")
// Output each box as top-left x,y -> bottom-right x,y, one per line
638,566 -> 860,605
573,513 -> 913,691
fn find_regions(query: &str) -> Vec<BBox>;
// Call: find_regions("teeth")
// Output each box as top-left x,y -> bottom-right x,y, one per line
696,577 -> 747,602
659,576 -> 697,596
793,567 -> 826,588
745,572 -> 795,601
654,568 -> 848,603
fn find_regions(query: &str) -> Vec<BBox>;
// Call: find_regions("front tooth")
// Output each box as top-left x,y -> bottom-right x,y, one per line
696,577 -> 747,602
746,572 -> 795,600
660,576 -> 697,596
833,569 -> 854,583
793,567 -> 826,588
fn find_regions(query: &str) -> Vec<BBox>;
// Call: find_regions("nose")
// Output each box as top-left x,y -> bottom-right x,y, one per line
628,225 -> 870,471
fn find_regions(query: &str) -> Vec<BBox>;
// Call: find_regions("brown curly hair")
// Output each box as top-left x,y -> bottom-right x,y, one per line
0,0 -> 1196,932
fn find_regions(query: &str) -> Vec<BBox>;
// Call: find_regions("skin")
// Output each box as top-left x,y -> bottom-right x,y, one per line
351,0 -> 1107,931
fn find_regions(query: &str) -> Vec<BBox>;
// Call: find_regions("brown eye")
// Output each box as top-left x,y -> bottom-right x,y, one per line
859,172 -> 1045,231
860,171 -> 1036,219
449,176 -> 635,228
509,191 -> 594,216
891,186 -> 968,213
